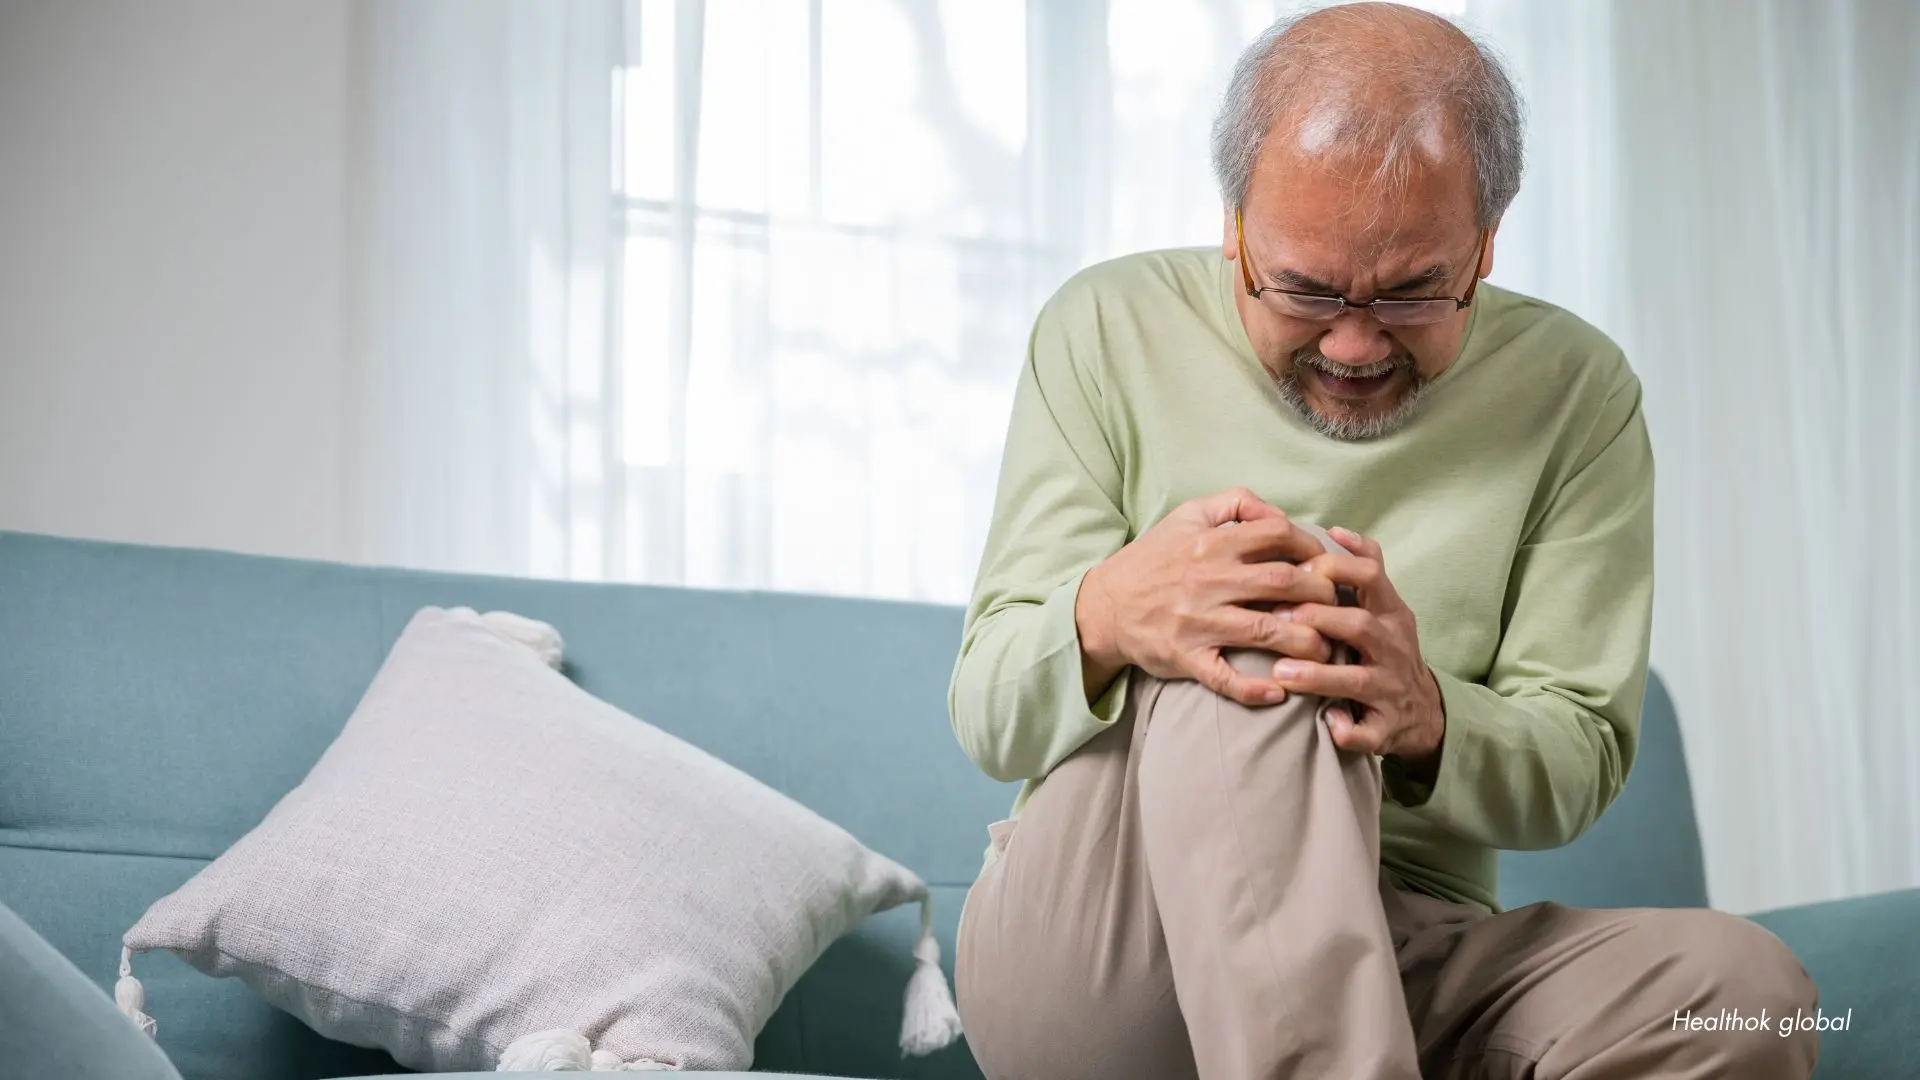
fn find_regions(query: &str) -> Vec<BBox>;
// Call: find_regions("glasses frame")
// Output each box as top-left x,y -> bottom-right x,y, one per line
1235,209 -> 1490,326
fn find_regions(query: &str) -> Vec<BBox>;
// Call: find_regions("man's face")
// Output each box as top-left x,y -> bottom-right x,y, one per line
1224,139 -> 1493,440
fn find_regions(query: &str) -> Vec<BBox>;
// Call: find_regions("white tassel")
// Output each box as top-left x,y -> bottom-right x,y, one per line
497,1029 -> 680,1071
472,609 -> 565,669
116,946 -> 157,1038
898,895 -> 963,1056
497,1029 -> 591,1070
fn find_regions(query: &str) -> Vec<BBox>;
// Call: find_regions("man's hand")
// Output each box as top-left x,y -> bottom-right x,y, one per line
1076,487 -> 1338,707
1273,527 -> 1447,773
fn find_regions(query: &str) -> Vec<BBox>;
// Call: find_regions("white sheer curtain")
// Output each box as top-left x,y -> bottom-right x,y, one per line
1608,0 -> 1920,914
349,0 -> 1918,914
351,0 -> 620,578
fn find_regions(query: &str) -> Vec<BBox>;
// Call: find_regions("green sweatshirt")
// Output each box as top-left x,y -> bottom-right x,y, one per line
949,248 -> 1654,912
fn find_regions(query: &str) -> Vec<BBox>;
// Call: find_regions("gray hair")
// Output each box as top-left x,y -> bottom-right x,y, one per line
1210,7 -> 1525,226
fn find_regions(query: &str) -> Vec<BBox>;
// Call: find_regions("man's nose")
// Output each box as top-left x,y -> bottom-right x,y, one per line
1313,311 -> 1394,367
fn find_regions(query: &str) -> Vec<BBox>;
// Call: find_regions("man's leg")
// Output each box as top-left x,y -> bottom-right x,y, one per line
1387,881 -> 1820,1078
955,681 -> 1199,1080
956,525 -> 1422,1080
1136,649 -> 1419,1079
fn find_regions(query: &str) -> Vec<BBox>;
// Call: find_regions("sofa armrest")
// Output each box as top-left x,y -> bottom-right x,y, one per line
0,900 -> 183,1080
1749,887 -> 1920,1079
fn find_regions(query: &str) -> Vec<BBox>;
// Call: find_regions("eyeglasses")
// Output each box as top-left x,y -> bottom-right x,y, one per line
1235,209 -> 1489,327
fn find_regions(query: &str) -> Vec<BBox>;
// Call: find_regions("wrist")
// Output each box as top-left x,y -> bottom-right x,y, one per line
1075,563 -> 1128,697
1393,665 -> 1448,780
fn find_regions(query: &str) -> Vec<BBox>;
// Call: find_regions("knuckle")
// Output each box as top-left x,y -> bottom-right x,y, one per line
1284,626 -> 1329,661
1307,630 -> 1335,662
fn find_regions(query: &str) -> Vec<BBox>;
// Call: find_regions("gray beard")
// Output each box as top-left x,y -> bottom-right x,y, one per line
1272,347 -> 1433,441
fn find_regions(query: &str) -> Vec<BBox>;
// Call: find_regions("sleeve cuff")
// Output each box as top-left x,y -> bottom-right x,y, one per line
998,567 -> 1130,777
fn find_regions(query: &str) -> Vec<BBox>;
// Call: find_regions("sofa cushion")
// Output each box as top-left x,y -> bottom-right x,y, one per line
1751,888 -> 1920,1078
0,899 -> 182,1080
119,607 -> 956,1071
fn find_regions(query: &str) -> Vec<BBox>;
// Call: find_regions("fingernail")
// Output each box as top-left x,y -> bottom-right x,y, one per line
1263,687 -> 1287,704
1274,608 -> 1293,622
1273,660 -> 1302,679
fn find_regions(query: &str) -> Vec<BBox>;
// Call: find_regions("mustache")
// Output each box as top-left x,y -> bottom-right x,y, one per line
1288,347 -> 1413,380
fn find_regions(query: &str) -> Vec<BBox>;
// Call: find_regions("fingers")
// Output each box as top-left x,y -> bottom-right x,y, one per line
1282,602 -> 1378,654
1273,661 -> 1389,753
1298,551 -> 1403,609
1328,526 -> 1379,560
1269,657 -> 1370,701
1193,649 -> 1288,707
1219,560 -> 1340,608
1189,487 -> 1286,528
1323,705 -> 1386,755
1217,607 -> 1333,662
1213,517 -> 1331,565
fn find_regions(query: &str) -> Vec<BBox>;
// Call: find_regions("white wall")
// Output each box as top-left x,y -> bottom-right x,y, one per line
0,0 -> 356,562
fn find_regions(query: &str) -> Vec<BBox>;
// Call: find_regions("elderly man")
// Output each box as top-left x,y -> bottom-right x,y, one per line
947,5 -> 1817,1080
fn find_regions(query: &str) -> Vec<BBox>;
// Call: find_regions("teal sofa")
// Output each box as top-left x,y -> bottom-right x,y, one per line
0,531 -> 1914,1079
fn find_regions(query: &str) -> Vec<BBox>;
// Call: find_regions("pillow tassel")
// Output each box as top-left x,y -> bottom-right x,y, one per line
497,1029 -> 681,1070
116,945 -> 158,1038
898,895 -> 963,1057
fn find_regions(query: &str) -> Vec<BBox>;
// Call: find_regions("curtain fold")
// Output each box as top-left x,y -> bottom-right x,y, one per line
349,0 -> 620,577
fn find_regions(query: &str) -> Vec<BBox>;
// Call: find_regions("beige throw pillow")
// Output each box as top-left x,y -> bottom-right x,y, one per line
115,606 -> 960,1071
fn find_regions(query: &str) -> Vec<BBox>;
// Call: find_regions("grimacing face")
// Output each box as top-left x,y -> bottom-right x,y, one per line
1224,140 -> 1496,441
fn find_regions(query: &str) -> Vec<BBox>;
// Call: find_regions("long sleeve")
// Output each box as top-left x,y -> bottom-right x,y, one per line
1385,376 -> 1656,852
948,294 -> 1135,784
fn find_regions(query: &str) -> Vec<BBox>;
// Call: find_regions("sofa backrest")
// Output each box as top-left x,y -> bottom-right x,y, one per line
0,531 -> 1708,1080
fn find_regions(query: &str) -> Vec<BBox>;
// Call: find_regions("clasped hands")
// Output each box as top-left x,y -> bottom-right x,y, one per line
1076,487 -> 1445,773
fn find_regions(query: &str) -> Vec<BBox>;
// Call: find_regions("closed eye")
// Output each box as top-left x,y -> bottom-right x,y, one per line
1377,266 -> 1452,296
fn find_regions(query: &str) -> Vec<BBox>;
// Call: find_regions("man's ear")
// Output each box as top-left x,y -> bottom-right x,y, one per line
1222,208 -> 1240,262
1479,220 -> 1500,279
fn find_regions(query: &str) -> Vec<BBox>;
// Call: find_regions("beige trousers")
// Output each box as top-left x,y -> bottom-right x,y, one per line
956,633 -> 1818,1080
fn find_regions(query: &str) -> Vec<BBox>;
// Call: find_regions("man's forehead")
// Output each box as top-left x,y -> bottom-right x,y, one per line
1252,189 -> 1467,255
1245,141 -> 1475,271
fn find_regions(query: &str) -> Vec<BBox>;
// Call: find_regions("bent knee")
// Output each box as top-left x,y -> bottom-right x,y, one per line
1672,910 -> 1814,1001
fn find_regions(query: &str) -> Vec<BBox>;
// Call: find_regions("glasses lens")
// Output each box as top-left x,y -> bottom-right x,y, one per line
1371,300 -> 1456,326
1272,293 -> 1345,321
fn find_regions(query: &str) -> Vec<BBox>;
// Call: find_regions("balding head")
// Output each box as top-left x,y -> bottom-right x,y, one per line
1211,2 -> 1524,226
